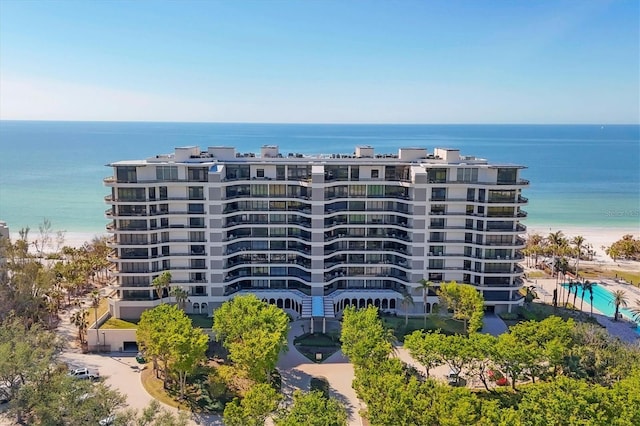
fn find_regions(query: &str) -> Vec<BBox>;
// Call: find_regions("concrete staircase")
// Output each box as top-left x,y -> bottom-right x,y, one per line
301,297 -> 313,317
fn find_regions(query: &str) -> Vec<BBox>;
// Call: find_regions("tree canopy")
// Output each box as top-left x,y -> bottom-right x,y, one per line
137,304 -> 208,392
213,294 -> 289,383
436,281 -> 484,333
223,383 -> 281,426
275,390 -> 348,426
340,305 -> 394,369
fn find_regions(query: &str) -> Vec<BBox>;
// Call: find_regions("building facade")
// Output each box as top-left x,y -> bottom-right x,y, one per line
105,145 -> 528,320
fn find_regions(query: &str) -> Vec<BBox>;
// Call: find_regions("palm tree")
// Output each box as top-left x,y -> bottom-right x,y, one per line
399,288 -> 414,327
572,235 -> 585,280
610,290 -> 628,322
572,279 -> 580,309
564,279 -> 574,308
90,290 -> 101,343
418,279 -> 433,328
70,309 -> 89,345
547,231 -> 566,307
170,286 -> 188,311
152,271 -> 172,303
587,282 -> 595,317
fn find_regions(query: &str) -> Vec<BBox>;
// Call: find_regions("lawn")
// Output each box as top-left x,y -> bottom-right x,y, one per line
187,314 -> 213,329
580,267 -> 640,288
96,297 -> 109,318
500,302 -> 601,328
100,317 -> 138,329
382,315 -> 466,340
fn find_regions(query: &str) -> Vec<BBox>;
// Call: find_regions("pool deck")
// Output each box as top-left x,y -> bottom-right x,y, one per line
529,276 -> 640,345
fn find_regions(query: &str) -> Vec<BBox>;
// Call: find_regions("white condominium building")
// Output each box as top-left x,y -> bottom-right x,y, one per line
105,145 -> 528,321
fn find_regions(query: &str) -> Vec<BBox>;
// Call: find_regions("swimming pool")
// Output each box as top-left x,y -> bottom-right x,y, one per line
561,283 -> 639,334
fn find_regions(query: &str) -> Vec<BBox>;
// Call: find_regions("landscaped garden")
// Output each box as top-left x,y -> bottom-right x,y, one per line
293,332 -> 341,362
381,314 -> 466,340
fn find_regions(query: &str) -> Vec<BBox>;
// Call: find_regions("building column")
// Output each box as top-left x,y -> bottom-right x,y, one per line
323,317 -> 326,334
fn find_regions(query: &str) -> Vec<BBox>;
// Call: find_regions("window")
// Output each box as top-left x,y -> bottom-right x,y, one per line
430,218 -> 445,228
429,259 -> 444,269
431,188 -> 446,201
497,168 -> 517,184
349,185 -> 366,197
251,184 -> 269,197
269,184 -> 285,197
367,185 -> 384,197
188,204 -> 205,214
371,169 -> 379,179
187,167 -> 207,182
457,168 -> 478,183
467,188 -> 475,201
159,186 -> 168,200
156,166 -> 178,181
428,168 -> 447,183
350,166 -> 360,180
256,169 -> 265,178
117,188 -> 145,201
190,217 -> 205,228
116,166 -> 137,183
188,186 -> 204,200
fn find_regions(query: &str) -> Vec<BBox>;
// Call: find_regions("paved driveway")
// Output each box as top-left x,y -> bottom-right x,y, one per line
481,313 -> 509,336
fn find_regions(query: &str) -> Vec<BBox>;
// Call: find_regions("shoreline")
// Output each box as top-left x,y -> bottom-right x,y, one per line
8,225 -> 638,261
526,225 -> 639,266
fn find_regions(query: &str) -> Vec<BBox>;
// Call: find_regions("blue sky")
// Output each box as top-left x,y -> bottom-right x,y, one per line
0,0 -> 638,123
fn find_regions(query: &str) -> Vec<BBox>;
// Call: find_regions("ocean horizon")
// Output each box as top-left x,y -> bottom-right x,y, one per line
1,120 -> 638,235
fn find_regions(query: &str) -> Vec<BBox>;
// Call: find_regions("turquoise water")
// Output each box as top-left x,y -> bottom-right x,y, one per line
0,121 -> 638,233
563,283 -> 640,334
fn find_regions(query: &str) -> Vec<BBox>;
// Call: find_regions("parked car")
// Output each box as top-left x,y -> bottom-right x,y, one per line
447,368 -> 461,386
68,367 -> 99,381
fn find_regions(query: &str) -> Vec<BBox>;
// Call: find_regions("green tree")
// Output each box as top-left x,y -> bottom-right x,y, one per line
152,271 -> 172,303
275,390 -> 348,426
213,294 -> 289,383
170,286 -> 188,311
610,289 -> 628,322
70,308 -> 89,345
515,376 -> 612,425
572,235 -> 585,279
90,289 -> 101,344
137,304 -> 193,386
399,287 -> 414,326
494,331 -> 534,390
403,330 -> 444,378
0,317 -> 61,403
436,281 -> 484,333
223,383 -> 281,426
547,231 -> 568,306
11,371 -> 125,426
169,324 -> 208,399
418,279 -> 433,328
465,332 -> 498,391
340,305 -> 393,369
437,334 -> 475,385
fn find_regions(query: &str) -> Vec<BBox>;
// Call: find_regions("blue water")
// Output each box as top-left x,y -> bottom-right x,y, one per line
563,283 -> 640,334
0,121 -> 638,233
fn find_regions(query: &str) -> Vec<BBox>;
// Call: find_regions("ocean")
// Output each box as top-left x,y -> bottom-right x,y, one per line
0,121 -> 638,234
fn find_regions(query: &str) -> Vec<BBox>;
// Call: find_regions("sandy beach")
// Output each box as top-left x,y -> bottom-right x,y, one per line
8,225 -> 639,260
9,231 -> 110,251
527,225 -> 639,266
